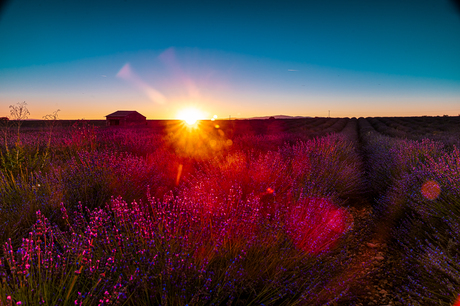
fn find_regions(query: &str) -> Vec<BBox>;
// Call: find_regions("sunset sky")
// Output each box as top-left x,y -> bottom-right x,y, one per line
1,0 -> 459,119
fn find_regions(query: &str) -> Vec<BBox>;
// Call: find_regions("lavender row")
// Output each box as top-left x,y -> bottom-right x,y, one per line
359,118 -> 460,305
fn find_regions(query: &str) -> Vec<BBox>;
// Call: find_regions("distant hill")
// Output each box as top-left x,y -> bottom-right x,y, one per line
243,115 -> 311,120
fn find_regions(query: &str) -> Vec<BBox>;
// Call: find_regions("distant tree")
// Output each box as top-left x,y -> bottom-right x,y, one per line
269,116 -> 276,120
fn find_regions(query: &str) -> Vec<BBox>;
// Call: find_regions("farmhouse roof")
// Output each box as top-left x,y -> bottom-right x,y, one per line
106,111 -> 144,118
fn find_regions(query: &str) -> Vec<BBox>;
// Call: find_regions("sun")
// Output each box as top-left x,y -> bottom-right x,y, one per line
177,108 -> 204,125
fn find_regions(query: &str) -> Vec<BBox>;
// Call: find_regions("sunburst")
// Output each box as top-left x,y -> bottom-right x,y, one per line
177,108 -> 204,125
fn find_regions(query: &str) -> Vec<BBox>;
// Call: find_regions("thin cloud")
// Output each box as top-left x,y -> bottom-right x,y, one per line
288,69 -> 298,72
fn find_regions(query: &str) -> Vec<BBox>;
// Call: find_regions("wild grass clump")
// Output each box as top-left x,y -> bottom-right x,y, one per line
0,147 -> 175,248
0,103 -> 59,176
0,170 -> 62,247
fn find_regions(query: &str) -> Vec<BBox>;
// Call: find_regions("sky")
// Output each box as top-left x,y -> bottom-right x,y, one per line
0,0 -> 459,119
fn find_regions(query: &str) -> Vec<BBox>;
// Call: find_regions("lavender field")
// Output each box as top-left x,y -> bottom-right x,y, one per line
1,115 -> 460,305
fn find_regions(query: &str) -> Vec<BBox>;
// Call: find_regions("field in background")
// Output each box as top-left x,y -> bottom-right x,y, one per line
0,116 -> 460,305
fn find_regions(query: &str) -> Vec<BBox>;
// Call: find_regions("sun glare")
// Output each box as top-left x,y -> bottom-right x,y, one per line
177,108 -> 204,125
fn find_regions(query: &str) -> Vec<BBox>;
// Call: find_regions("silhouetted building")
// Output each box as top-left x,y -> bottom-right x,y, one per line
106,111 -> 146,126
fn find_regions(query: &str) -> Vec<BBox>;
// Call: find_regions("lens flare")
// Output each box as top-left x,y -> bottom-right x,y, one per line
287,197 -> 352,254
421,180 -> 441,200
453,294 -> 460,306
116,63 -> 166,104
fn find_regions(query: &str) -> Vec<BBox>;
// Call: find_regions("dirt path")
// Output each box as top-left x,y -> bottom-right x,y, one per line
336,209 -> 406,306
331,119 -> 406,305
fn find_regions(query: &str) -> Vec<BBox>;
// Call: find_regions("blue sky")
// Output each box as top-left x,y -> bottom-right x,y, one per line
1,0 -> 459,119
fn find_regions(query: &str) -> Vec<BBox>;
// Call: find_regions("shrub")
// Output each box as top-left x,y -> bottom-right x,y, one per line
0,170 -> 62,247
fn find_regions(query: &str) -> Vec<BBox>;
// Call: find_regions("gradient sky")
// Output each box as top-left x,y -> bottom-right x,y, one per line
1,0 -> 459,119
